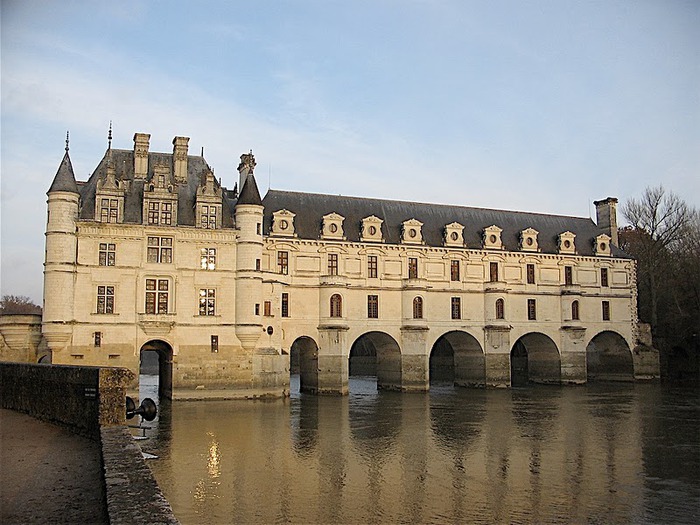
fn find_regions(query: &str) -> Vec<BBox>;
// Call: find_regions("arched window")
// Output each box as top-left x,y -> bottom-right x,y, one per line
330,294 -> 342,318
572,300 -> 580,321
495,298 -> 505,319
413,296 -> 423,319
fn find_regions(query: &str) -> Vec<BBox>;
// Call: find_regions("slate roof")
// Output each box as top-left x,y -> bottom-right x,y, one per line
77,148 -> 237,227
237,173 -> 262,206
48,151 -> 79,194
262,190 -> 630,258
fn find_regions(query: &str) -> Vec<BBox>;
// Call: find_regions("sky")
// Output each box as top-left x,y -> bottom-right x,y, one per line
1,0 -> 698,304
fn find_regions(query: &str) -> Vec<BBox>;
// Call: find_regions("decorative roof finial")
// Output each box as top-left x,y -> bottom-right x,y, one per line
65,131 -> 70,152
108,121 -> 113,149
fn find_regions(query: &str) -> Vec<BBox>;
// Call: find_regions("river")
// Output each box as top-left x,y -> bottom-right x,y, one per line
138,377 -> 699,524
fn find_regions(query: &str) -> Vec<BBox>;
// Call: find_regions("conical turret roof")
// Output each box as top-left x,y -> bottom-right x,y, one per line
48,150 -> 79,194
237,173 -> 262,206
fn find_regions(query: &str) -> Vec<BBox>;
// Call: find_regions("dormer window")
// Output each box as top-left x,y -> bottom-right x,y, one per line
195,170 -> 223,229
271,209 -> 296,237
520,228 -> 539,252
594,234 -> 612,257
558,231 -> 577,255
444,222 -> 465,247
401,219 -> 424,245
322,212 -> 345,240
361,216 -> 384,243
144,164 -> 177,226
483,225 -> 503,250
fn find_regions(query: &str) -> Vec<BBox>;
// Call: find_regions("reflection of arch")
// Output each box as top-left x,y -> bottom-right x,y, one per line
510,333 -> 561,386
586,331 -> 633,382
291,336 -> 319,394
430,331 -> 485,387
349,332 -> 402,390
140,340 -> 173,399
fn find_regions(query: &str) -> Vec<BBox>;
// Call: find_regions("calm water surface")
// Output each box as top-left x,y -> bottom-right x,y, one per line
139,378 -> 699,524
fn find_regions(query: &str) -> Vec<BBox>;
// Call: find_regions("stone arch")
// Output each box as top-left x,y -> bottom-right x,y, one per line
586,331 -> 634,382
139,340 -> 174,400
349,332 -> 402,391
430,330 -> 485,387
290,336 -> 319,394
510,332 -> 561,386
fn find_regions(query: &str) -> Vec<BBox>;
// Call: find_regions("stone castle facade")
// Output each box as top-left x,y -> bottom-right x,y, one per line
31,132 -> 659,398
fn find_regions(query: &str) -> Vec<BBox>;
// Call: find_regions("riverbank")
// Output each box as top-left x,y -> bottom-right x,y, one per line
0,408 -> 107,524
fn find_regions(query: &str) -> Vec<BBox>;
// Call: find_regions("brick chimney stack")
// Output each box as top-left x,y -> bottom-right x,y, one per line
133,133 -> 150,179
594,197 -> 619,247
172,136 -> 189,184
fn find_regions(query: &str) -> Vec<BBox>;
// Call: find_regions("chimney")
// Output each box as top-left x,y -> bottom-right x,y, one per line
133,133 -> 150,179
238,151 -> 256,193
172,136 -> 189,184
594,197 -> 619,247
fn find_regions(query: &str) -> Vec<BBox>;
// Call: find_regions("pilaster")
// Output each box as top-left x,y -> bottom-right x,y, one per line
484,325 -> 511,387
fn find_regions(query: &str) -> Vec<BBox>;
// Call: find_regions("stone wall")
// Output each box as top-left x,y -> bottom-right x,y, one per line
0,362 -> 134,439
0,363 -> 179,524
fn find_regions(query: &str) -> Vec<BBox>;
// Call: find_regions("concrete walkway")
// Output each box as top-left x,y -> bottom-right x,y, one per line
0,408 -> 107,524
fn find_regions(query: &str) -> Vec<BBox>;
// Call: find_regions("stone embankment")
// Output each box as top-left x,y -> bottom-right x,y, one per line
0,362 -> 178,524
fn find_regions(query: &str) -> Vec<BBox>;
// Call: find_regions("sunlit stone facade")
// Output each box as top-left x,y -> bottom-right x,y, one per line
39,132 -> 659,398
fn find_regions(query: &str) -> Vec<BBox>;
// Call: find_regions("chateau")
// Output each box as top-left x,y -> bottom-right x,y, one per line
38,132 -> 659,398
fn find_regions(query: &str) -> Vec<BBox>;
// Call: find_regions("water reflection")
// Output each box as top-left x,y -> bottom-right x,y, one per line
143,379 -> 700,525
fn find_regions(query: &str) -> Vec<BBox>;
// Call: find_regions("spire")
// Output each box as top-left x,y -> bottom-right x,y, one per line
108,121 -> 112,150
65,131 -> 70,152
237,173 -> 262,206
48,135 -> 79,195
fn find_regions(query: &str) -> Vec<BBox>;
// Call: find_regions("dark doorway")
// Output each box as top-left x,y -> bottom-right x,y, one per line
290,336 -> 319,394
349,332 -> 401,391
139,340 -> 173,400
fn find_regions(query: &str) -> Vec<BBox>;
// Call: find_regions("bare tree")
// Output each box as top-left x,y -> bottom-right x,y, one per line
622,186 -> 695,330
0,295 -> 42,315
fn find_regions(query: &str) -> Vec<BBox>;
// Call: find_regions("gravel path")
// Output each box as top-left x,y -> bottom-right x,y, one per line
0,408 -> 108,524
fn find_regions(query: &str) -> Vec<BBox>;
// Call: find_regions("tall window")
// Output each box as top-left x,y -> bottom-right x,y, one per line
211,335 -> 219,353
96,286 -> 114,314
527,299 -> 537,320
264,301 -> 272,316
328,253 -> 338,275
602,300 -> 611,321
368,255 -> 378,278
200,205 -> 217,229
496,298 -> 505,320
367,295 -> 379,319
145,279 -> 169,314
199,288 -> 215,316
99,243 -> 116,266
278,251 -> 289,275
451,297 -> 461,319
601,268 -> 609,287
147,237 -> 173,263
490,262 -> 499,282
281,293 -> 289,318
526,264 -> 535,284
147,201 -> 172,225
330,294 -> 342,317
565,266 -> 573,286
413,297 -> 423,319
408,257 -> 418,279
572,300 -> 580,320
451,260 -> 460,281
100,198 -> 118,223
200,248 -> 216,270
94,332 -> 102,347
